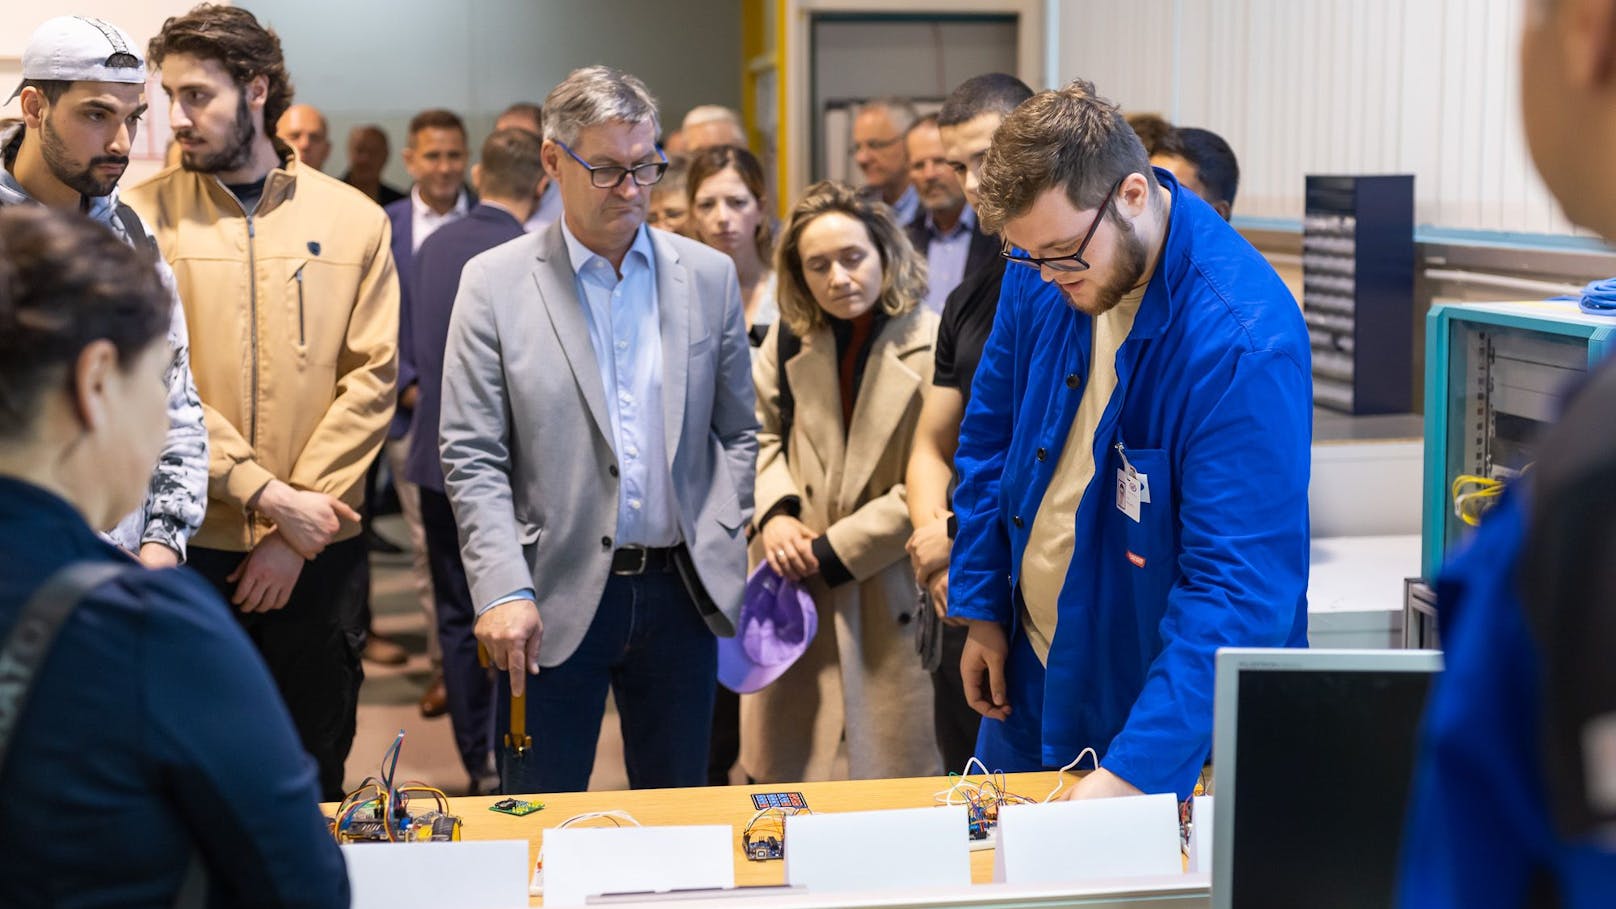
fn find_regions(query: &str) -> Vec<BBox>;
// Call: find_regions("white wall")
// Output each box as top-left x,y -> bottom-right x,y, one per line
242,0 -> 743,186
0,3 -> 193,58
1055,0 -> 1582,239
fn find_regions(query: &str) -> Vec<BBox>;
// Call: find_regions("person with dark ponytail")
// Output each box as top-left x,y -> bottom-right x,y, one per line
0,206 -> 347,906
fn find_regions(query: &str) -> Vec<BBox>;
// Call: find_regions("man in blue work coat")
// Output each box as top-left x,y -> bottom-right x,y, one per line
1396,0 -> 1616,902
949,79 -> 1312,801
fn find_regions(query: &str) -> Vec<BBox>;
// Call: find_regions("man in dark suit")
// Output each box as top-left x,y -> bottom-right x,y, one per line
385,108 -> 474,462
366,109 -> 474,682
385,108 -> 475,461
903,113 -> 997,315
405,127 -> 542,793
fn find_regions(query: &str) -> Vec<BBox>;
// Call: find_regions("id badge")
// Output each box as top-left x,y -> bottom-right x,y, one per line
1116,467 -> 1142,522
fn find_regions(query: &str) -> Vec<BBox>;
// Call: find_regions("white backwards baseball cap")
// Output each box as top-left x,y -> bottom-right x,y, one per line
7,16 -> 147,104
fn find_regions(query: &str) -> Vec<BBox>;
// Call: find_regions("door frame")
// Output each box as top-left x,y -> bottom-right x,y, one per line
780,0 -> 1047,209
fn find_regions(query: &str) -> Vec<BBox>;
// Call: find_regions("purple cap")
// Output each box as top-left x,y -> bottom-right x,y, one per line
717,563 -> 818,694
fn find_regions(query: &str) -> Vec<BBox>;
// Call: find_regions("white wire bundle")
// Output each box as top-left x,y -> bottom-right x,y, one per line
531,810 -> 645,895
933,748 -> 1102,807
741,803 -> 809,838
555,809 -> 642,829
1043,748 -> 1102,802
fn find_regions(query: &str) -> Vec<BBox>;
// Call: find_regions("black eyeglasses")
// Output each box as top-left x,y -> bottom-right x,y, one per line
557,141 -> 669,189
1002,176 -> 1128,273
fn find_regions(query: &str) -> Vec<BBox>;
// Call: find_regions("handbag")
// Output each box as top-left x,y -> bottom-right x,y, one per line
915,584 -> 943,673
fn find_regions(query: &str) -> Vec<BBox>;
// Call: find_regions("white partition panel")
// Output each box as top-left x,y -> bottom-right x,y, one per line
1055,0 -> 1586,239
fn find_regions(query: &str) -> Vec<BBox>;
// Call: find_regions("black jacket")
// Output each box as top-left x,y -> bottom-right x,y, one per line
904,209 -> 999,293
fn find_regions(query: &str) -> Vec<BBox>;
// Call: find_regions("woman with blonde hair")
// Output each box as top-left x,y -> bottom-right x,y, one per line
742,180 -> 941,781
687,144 -> 777,344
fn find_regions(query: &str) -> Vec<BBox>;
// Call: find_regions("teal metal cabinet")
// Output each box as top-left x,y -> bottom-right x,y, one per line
1420,300 -> 1616,577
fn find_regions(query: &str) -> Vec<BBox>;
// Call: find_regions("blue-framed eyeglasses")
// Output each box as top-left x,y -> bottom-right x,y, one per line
1002,176 -> 1128,273
556,141 -> 669,189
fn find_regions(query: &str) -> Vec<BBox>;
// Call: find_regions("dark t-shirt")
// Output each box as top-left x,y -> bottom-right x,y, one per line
341,172 -> 407,208
225,176 -> 267,214
932,255 -> 1006,408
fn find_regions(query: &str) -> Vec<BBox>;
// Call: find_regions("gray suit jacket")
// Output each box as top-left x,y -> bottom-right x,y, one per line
439,221 -> 758,667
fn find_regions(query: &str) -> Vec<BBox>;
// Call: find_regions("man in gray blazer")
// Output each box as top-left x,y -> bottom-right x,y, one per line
439,66 -> 757,793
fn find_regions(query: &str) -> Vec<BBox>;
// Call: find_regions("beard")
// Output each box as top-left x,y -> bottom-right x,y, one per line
919,180 -> 961,211
40,116 -> 126,198
176,92 -> 256,174
1076,213 -> 1149,316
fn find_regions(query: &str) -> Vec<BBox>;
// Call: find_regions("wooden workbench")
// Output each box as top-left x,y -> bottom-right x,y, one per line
330,771 -> 1075,905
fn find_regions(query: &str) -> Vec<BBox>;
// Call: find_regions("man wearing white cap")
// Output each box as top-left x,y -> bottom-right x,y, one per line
0,15 -> 208,569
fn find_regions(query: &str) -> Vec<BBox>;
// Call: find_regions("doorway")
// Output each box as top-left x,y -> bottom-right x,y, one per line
811,15 -> 1018,183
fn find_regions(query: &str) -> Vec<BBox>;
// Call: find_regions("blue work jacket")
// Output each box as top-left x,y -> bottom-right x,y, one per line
1398,490 -> 1616,907
949,168 -> 1312,798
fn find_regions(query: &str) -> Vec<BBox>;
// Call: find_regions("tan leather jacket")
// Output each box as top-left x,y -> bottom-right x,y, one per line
124,155 -> 398,552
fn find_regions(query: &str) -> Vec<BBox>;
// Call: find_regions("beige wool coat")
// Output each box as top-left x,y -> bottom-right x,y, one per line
740,306 -> 944,783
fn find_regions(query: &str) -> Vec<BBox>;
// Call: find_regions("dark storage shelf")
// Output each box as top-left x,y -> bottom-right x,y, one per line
1303,175 -> 1416,414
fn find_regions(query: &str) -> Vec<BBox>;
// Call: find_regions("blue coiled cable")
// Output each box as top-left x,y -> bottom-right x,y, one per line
1577,277 -> 1616,316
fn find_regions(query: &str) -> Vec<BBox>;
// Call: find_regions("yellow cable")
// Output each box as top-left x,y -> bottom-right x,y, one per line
397,784 -> 452,814
1451,474 -> 1506,527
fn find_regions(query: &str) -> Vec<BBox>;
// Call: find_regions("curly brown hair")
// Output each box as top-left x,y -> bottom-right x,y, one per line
148,5 -> 294,140
774,180 -> 926,337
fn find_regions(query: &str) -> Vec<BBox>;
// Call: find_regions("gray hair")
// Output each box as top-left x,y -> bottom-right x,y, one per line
858,97 -> 919,135
682,104 -> 741,130
542,65 -> 660,147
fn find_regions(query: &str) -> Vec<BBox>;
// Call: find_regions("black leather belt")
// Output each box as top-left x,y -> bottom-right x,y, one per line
611,545 -> 682,575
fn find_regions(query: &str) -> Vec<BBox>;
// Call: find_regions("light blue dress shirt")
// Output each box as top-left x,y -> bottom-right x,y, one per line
891,184 -> 920,228
560,217 -> 682,548
485,219 -> 684,612
918,203 -> 977,314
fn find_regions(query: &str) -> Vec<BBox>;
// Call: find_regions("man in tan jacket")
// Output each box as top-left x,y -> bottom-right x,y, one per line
124,4 -> 397,800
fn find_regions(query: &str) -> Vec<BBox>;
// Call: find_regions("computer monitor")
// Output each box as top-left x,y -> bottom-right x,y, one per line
1211,648 -> 1442,909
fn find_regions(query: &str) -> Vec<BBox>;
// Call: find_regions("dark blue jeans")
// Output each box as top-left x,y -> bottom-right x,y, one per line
497,570 -> 717,794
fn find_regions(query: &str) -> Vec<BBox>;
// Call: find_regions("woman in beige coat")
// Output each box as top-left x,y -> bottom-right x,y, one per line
741,181 -> 942,782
